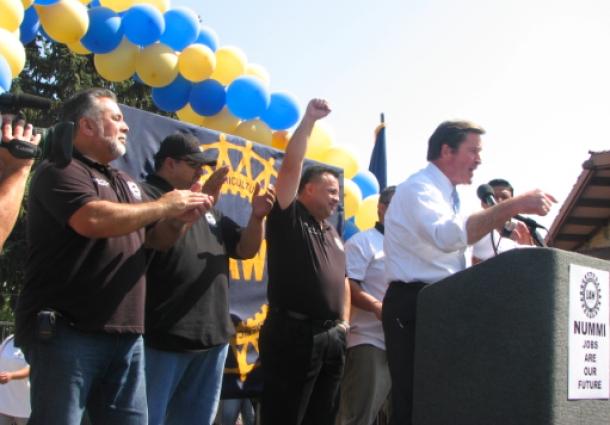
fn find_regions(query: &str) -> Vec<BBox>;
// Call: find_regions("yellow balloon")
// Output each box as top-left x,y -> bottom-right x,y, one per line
176,104 -> 205,126
35,0 -> 89,44
245,63 -> 270,86
0,0 -> 24,33
354,195 -> 380,230
0,28 -> 25,76
234,119 -> 272,146
78,0 -> 91,4
94,38 -> 139,82
209,46 -> 247,85
305,123 -> 333,161
318,146 -> 360,179
139,0 -> 169,13
21,0 -> 32,9
99,0 -> 133,12
343,179 -> 362,220
136,43 -> 179,88
271,130 -> 290,151
67,40 -> 91,55
201,107 -> 240,134
178,44 -> 216,82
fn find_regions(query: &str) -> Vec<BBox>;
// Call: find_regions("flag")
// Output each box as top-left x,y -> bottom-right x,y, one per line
369,113 -> 387,190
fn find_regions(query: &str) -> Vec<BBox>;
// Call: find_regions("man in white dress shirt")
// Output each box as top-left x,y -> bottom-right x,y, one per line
382,120 -> 556,425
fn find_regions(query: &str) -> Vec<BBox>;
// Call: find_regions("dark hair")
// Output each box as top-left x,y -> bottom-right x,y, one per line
379,185 -> 396,205
488,178 -> 514,195
60,88 -> 117,125
427,120 -> 485,161
298,165 -> 340,193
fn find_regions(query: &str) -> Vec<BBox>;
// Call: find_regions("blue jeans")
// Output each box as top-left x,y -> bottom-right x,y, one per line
25,321 -> 147,425
145,343 -> 229,425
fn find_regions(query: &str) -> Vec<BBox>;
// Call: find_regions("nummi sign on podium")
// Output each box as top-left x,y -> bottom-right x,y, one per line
413,248 -> 610,425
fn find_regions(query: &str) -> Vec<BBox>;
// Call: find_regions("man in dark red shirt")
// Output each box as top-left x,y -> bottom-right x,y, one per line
15,88 -> 212,425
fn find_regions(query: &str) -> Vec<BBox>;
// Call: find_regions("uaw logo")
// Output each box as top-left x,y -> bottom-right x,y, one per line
199,134 -> 278,383
580,271 -> 602,319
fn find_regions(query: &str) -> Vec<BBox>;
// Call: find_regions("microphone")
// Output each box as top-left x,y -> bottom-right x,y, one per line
476,184 -> 546,230
0,93 -> 54,110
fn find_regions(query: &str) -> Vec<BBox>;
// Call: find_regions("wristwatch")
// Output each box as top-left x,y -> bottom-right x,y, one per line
0,139 -> 41,160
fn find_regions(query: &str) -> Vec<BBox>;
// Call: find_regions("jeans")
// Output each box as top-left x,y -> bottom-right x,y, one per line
145,344 -> 229,425
259,312 -> 346,425
25,321 -> 147,425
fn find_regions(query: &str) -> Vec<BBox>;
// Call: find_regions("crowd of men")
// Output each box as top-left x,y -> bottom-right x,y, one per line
0,88 -> 555,425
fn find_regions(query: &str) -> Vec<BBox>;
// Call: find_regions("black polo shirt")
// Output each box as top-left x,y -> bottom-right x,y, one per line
266,200 -> 346,320
15,155 -> 148,347
142,174 -> 242,351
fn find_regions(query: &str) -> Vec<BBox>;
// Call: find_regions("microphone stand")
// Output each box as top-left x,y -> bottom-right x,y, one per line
526,222 -> 547,247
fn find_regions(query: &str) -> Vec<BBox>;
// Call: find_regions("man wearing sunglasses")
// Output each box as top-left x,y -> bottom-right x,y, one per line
141,132 -> 276,425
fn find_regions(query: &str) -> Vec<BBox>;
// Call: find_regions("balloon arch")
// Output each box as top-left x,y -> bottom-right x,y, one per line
0,0 -> 382,235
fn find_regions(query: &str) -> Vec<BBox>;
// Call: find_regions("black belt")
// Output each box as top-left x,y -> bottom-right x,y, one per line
270,307 -> 340,330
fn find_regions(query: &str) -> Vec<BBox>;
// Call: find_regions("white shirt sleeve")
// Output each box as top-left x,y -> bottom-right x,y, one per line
345,233 -> 372,282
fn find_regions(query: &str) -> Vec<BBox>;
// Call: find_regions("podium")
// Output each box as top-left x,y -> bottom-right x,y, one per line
413,248 -> 610,425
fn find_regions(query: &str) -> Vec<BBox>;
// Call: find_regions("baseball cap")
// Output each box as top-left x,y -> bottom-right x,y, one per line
154,132 -> 217,166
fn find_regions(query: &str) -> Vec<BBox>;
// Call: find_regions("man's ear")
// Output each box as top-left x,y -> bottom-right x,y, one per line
78,116 -> 95,137
440,143 -> 453,159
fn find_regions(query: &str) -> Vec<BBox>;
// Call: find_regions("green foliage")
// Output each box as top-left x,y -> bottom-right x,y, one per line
0,36 -> 168,321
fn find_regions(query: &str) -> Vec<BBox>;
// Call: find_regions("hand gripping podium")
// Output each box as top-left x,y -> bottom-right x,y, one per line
413,248 -> 610,425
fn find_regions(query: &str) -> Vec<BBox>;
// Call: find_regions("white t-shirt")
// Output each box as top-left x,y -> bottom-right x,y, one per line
345,226 -> 388,350
385,163 -> 469,284
472,230 -> 521,261
0,335 -> 30,418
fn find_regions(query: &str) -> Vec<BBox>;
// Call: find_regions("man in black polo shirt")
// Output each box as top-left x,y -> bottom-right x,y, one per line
259,99 -> 350,425
15,88 -> 212,425
141,133 -> 275,425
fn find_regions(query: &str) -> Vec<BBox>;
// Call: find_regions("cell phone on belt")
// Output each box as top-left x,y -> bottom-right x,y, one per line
36,310 -> 57,341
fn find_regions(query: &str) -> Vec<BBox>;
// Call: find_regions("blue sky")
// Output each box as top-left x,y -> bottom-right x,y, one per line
181,0 -> 610,227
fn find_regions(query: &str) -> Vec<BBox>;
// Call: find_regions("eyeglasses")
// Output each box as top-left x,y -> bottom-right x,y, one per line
177,158 -> 203,169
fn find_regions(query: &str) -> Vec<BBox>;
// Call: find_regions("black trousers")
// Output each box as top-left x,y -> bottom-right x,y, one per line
259,312 -> 346,425
381,281 -> 428,425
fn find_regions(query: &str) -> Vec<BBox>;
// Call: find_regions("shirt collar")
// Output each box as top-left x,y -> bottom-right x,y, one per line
426,162 -> 457,199
145,174 -> 175,193
296,200 -> 332,231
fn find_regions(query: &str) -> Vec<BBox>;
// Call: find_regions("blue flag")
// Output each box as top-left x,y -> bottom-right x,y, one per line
368,113 -> 387,190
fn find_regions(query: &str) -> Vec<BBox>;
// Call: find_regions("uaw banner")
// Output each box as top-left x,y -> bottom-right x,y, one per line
114,105 -> 343,398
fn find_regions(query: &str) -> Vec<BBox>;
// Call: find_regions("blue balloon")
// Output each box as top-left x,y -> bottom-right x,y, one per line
34,0 -> 59,5
261,92 -> 301,130
0,55 -> 12,94
122,4 -> 164,47
20,6 -> 40,45
88,0 -> 101,7
189,79 -> 226,116
226,76 -> 270,121
152,75 -> 192,112
80,7 -> 123,54
160,7 -> 199,52
342,217 -> 360,241
352,170 -> 380,199
195,25 -> 218,51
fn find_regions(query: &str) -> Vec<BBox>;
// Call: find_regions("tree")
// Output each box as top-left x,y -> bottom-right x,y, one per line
0,36 -> 168,322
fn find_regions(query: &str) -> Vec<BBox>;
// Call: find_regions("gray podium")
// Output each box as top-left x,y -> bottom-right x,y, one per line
413,248 -> 610,425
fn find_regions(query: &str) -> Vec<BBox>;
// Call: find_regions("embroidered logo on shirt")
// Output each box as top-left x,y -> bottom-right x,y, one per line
93,177 -> 110,187
127,181 -> 142,201
205,212 -> 217,226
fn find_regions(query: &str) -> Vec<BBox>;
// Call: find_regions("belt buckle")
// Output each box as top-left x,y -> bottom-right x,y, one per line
321,320 -> 335,329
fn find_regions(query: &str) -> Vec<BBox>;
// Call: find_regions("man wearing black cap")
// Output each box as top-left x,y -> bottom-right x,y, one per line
141,132 -> 276,425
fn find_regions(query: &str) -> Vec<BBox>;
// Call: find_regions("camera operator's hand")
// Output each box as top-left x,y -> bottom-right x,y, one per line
1,115 -> 42,172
